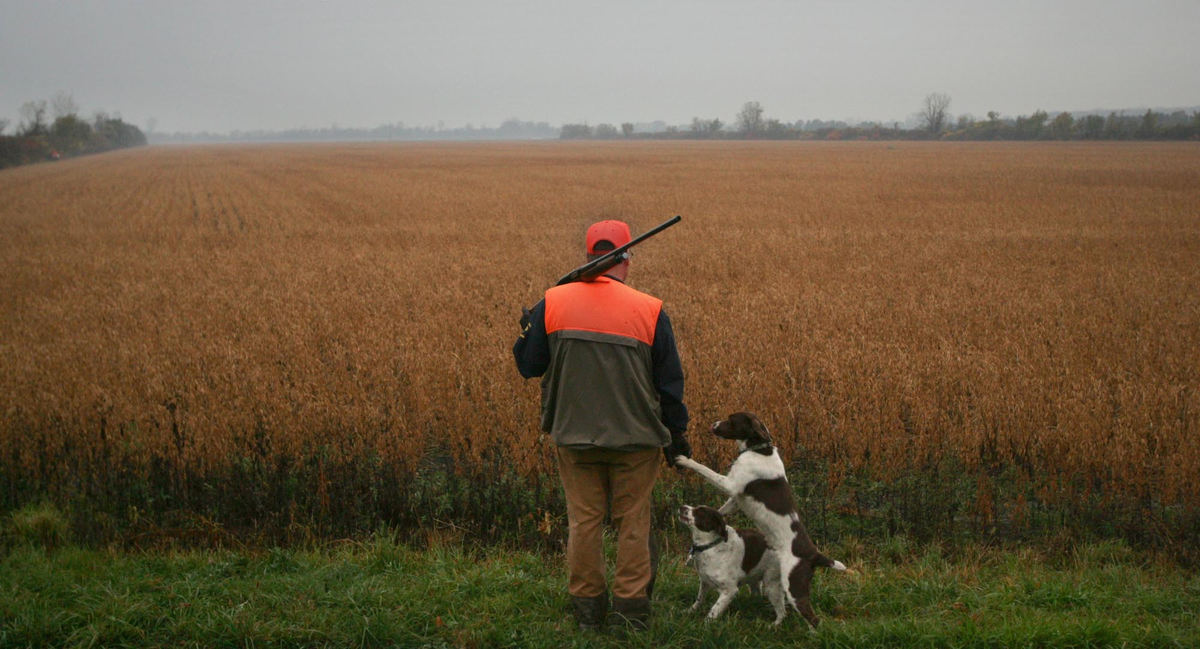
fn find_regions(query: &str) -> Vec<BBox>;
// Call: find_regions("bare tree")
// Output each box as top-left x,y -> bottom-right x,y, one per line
51,91 -> 79,119
690,117 -> 722,136
594,123 -> 619,139
19,100 -> 48,136
1051,112 -> 1075,140
736,101 -> 764,135
0,118 -> 9,135
921,92 -> 951,136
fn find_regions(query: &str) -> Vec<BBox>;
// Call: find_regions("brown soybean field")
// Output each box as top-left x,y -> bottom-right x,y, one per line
2,141 -> 1198,553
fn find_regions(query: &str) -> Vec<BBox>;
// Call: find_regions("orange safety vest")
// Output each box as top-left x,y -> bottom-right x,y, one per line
540,276 -> 668,450
544,276 -> 661,346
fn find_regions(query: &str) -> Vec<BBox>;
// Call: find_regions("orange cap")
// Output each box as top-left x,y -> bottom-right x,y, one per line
586,220 -> 632,255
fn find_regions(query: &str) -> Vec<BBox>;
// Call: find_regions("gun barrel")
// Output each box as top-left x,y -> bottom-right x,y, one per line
554,215 -> 681,286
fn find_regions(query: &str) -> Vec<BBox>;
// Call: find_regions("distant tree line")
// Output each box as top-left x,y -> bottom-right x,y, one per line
153,118 -> 558,144
561,96 -> 1200,142
943,108 -> 1200,141
1,93 -> 146,169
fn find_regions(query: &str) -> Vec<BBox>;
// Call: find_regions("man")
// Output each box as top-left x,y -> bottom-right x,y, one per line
513,219 -> 691,632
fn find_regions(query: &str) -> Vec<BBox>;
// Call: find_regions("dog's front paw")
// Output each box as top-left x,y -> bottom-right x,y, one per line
674,455 -> 690,466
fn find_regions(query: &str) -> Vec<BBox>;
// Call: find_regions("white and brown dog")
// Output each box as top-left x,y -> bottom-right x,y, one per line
675,412 -> 852,628
680,504 -> 787,623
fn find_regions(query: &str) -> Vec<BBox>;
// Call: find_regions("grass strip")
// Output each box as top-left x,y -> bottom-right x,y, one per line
2,537 -> 1197,648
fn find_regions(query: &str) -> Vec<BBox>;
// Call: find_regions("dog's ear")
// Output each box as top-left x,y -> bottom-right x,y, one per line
749,414 -> 772,444
715,412 -> 755,440
725,412 -> 770,444
693,506 -> 727,539
711,514 -> 728,542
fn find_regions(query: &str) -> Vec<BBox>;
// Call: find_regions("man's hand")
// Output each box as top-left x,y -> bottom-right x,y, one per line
664,430 -> 691,468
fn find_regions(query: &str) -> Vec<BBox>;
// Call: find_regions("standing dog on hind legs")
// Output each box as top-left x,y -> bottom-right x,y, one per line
674,412 -> 853,628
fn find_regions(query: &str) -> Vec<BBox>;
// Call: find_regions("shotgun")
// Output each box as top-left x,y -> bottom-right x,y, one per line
554,215 -> 681,286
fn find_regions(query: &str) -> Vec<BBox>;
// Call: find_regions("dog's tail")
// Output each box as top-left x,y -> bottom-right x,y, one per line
814,552 -> 857,575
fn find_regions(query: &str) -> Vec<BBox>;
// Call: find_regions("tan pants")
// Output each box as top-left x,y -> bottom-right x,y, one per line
555,446 -> 661,600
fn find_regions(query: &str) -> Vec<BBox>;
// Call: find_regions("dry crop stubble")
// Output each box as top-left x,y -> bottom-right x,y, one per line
1,141 -> 1198,544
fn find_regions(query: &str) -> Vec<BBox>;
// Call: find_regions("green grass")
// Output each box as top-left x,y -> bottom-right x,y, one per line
1,535 -> 1197,648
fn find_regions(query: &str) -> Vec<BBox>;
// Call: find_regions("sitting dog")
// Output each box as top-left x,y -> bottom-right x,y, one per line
680,504 -> 787,623
675,412 -> 852,628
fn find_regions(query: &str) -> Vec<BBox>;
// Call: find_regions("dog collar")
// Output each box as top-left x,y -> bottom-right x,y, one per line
689,538 -> 724,557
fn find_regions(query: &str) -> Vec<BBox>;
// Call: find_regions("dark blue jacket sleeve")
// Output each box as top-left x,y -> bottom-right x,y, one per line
513,299 -> 549,379
652,309 -> 689,434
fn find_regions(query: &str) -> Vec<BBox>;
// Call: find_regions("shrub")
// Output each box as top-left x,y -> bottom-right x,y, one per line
6,502 -> 70,550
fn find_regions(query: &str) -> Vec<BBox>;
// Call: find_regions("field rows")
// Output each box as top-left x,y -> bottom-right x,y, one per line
2,141 -> 1198,544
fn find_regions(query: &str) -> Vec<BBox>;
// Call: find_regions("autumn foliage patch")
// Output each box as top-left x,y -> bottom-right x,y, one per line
1,142 -> 1197,550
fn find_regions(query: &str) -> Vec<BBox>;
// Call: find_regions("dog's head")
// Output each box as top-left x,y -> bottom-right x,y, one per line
711,412 -> 773,454
679,505 -> 728,541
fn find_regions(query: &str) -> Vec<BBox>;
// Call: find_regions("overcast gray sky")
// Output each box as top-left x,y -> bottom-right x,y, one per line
1,0 -> 1197,134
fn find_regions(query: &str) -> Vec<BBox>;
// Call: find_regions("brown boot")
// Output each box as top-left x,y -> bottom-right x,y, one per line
570,594 -> 608,631
608,596 -> 650,633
